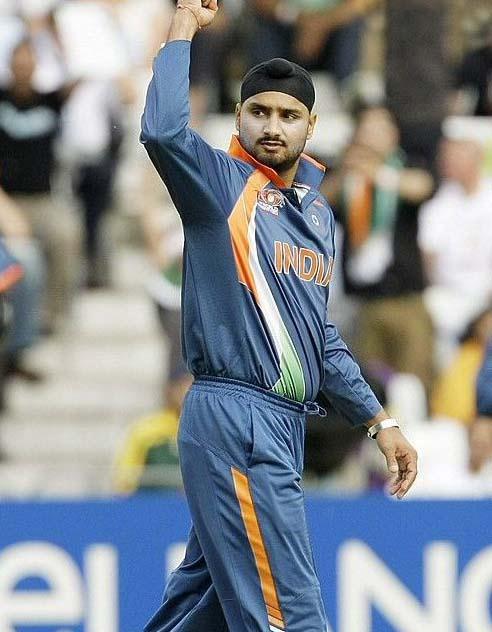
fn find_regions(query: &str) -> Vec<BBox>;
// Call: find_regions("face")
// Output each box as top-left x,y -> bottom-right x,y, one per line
236,92 -> 316,173
11,42 -> 36,85
438,140 -> 483,183
354,108 -> 399,156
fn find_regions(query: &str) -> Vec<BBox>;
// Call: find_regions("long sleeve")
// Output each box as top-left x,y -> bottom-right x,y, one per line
140,40 -> 240,224
477,342 -> 492,417
321,321 -> 382,425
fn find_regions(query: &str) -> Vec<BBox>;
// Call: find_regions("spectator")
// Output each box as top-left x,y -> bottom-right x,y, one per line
142,205 -> 184,393
385,0 -> 451,172
0,37 -> 81,333
0,187 -> 45,385
455,19 -> 492,116
0,4 -> 24,86
0,232 -> 24,298
114,370 -> 193,493
418,139 -> 492,364
469,340 -> 492,473
0,234 -> 24,412
431,306 -> 492,426
25,3 -> 131,290
65,80 -> 125,289
323,105 -> 435,391
244,0 -> 379,91
477,340 -> 492,417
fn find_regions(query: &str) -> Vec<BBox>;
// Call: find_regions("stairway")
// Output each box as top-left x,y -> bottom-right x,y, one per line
0,248 -> 165,498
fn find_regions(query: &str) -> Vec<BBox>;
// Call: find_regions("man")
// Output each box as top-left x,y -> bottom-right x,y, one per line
0,233 -> 24,411
114,368 -> 192,493
323,105 -> 435,392
477,341 -> 492,418
0,38 -> 81,332
141,2 -> 418,631
246,0 -> 379,87
0,186 -> 45,384
385,0 -> 450,171
418,138 -> 492,365
455,19 -> 492,117
470,340 -> 492,473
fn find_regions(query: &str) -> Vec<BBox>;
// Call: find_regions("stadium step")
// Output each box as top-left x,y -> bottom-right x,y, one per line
0,248 -> 166,497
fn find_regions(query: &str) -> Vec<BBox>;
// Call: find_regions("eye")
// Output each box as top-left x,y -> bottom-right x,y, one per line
284,112 -> 300,120
251,109 -> 265,117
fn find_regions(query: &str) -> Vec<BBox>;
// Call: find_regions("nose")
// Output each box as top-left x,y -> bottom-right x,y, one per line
263,114 -> 282,137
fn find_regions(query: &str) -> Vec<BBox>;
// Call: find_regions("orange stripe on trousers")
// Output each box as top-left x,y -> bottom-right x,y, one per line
231,467 -> 285,630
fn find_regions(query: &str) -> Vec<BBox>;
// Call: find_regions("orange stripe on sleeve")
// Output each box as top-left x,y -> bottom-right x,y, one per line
231,467 -> 285,631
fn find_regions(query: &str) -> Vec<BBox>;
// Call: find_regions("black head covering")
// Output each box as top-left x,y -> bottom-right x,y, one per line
241,58 -> 315,112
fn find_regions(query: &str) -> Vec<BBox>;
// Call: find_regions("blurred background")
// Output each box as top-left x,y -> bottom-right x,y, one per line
1,1 -> 492,630
1,0 -> 491,500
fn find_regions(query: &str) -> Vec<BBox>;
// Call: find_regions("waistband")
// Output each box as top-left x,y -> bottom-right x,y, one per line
193,375 -> 326,417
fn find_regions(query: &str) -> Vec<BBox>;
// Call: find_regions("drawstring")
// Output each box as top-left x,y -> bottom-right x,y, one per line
304,401 -> 327,417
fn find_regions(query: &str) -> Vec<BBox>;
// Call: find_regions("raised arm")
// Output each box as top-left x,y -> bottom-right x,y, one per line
141,1 -> 217,143
141,1 -> 240,224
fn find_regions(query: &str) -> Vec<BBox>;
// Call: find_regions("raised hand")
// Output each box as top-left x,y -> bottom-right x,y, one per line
177,0 -> 218,29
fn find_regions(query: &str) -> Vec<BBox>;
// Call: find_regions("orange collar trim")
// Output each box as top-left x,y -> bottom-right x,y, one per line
300,152 -> 326,174
228,135 -> 286,188
228,136 -> 326,189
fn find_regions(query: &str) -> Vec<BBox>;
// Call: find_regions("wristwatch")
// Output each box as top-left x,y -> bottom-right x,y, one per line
367,418 -> 400,440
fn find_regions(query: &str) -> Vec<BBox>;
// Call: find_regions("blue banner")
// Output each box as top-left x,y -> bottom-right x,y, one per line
0,495 -> 491,632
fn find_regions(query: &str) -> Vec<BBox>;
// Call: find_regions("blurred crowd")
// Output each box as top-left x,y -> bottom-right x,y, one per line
0,0 -> 492,498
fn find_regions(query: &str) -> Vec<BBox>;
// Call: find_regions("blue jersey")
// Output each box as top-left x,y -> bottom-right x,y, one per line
141,40 -> 381,424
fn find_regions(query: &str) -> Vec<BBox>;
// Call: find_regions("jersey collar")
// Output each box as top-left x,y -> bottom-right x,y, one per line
228,135 -> 325,190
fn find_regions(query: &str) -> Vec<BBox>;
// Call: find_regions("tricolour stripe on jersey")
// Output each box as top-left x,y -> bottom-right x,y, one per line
228,170 -> 268,295
228,172 -> 306,402
231,467 -> 286,632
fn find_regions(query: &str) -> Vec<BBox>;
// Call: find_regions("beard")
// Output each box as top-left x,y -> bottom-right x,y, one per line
240,134 -> 307,174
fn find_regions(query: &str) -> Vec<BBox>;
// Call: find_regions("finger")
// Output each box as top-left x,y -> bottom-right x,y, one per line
394,455 -> 417,499
397,465 -> 418,499
388,472 -> 403,496
385,451 -> 399,475
388,456 -> 412,497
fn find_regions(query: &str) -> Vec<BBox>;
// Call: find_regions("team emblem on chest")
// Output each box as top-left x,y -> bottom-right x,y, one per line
257,189 -> 284,216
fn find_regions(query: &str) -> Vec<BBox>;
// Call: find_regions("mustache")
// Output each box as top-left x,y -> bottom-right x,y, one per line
258,137 -> 286,145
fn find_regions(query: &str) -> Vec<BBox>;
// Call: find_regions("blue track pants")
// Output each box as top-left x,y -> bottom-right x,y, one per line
144,376 -> 328,632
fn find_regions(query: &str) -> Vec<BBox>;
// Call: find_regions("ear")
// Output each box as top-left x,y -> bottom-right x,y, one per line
307,113 -> 317,140
235,103 -> 241,132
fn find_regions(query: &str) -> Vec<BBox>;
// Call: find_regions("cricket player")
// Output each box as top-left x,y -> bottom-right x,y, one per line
141,1 -> 418,630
